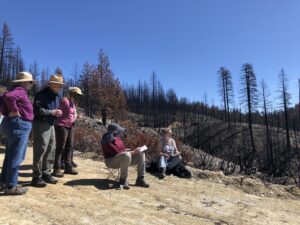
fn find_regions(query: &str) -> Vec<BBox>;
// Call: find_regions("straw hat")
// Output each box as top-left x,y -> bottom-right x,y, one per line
12,72 -> 35,83
48,74 -> 64,84
69,87 -> 83,95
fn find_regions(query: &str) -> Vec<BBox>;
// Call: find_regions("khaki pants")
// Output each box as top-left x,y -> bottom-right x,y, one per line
32,121 -> 56,178
104,152 -> 145,180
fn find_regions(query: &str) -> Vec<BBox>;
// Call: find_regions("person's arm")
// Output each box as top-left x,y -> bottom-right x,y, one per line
158,141 -> 170,158
34,93 -> 62,117
4,91 -> 21,117
172,139 -> 180,156
129,147 -> 141,155
34,93 -> 53,116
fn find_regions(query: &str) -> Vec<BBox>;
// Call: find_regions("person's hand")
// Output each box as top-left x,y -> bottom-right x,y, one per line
52,109 -> 62,117
174,152 -> 180,156
131,148 -> 141,155
8,111 -> 21,117
164,154 -> 170,159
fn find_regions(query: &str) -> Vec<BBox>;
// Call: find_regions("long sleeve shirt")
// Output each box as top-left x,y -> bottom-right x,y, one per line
55,97 -> 76,128
33,87 -> 59,125
102,136 -> 126,159
3,86 -> 33,121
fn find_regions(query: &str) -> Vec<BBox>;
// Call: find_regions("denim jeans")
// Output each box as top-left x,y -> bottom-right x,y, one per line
0,117 -> 32,187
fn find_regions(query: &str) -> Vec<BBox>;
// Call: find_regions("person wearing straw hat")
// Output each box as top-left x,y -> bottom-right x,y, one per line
0,72 -> 35,195
52,87 -> 83,177
31,74 -> 64,187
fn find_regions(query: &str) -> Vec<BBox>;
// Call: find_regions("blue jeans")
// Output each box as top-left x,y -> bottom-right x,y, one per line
0,117 -> 32,187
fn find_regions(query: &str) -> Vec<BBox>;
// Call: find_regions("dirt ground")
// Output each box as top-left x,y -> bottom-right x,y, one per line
0,148 -> 300,225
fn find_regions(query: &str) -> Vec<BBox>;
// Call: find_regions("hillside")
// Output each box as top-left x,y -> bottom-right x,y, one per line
1,147 -> 300,225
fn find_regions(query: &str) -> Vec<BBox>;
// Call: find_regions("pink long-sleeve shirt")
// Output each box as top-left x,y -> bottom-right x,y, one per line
55,97 -> 76,128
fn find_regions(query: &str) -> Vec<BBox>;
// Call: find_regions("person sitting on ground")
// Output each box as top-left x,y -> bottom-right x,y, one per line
0,72 -> 35,195
157,128 -> 181,179
52,87 -> 83,177
101,123 -> 150,190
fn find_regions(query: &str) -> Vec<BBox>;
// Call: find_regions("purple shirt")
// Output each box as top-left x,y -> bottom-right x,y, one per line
55,97 -> 76,128
3,86 -> 33,121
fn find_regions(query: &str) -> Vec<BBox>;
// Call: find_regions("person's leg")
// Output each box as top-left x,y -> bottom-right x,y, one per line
105,152 -> 131,180
130,152 -> 146,177
0,118 -> 12,186
53,126 -> 67,177
64,128 -> 78,175
42,125 -> 57,184
105,152 -> 131,189
158,156 -> 167,179
130,152 -> 150,188
4,118 -> 31,195
32,121 -> 51,187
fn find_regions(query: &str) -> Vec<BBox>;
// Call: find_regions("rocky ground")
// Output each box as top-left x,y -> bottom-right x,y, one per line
0,147 -> 300,225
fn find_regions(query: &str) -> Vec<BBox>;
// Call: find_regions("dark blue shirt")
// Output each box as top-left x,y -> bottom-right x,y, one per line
33,87 -> 59,125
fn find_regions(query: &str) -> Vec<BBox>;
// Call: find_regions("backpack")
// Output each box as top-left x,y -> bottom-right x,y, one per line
167,162 -> 193,179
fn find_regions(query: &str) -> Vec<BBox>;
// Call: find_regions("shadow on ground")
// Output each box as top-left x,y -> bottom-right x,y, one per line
64,179 -> 118,190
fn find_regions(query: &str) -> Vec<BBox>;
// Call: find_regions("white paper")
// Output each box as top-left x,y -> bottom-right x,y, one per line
139,145 -> 148,152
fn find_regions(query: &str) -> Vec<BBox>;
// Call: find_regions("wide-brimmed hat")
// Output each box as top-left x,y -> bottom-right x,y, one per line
107,123 -> 126,133
48,74 -> 64,85
69,87 -> 83,95
12,72 -> 35,83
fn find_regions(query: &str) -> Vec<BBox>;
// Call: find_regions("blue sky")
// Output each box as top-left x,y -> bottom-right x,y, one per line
1,0 -> 300,107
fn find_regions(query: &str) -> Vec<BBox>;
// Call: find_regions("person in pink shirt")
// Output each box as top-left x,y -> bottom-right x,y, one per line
52,87 -> 83,177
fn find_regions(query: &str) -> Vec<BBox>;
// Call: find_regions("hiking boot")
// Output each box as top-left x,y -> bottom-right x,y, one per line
42,174 -> 58,184
71,161 -> 78,168
52,168 -> 64,178
64,167 -> 78,175
135,176 -> 150,188
60,162 -> 65,170
119,178 -> 130,190
65,164 -> 78,175
31,177 -> 47,188
4,185 -> 28,195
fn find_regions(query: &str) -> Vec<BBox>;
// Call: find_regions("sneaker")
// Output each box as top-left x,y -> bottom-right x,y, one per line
64,167 -> 78,175
135,177 -> 150,188
119,178 -> 130,190
4,185 -> 28,195
52,169 -> 64,178
42,174 -> 58,184
31,177 -> 47,188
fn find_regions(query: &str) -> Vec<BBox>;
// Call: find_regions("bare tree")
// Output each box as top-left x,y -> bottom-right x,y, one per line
218,67 -> 234,125
278,68 -> 292,161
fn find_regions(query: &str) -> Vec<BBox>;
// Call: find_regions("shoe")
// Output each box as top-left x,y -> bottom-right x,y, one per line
42,174 -> 58,184
52,169 -> 64,178
31,177 -> 47,188
64,165 -> 78,175
60,162 -> 65,170
119,178 -> 130,190
0,182 -> 4,192
158,173 -> 166,179
135,176 -> 150,188
4,185 -> 28,195
71,161 -> 78,168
